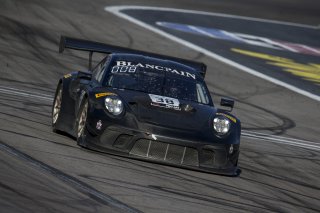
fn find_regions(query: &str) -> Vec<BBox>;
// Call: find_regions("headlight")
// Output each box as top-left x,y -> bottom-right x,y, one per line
105,97 -> 123,115
213,116 -> 230,135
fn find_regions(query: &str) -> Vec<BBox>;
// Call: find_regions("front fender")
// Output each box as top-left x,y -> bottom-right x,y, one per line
55,74 -> 77,135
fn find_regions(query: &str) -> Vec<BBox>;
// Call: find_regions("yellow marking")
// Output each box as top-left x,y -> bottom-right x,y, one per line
64,73 -> 72,78
95,92 -> 115,98
216,113 -> 237,123
284,69 -> 320,84
231,48 -> 320,85
231,48 -> 293,63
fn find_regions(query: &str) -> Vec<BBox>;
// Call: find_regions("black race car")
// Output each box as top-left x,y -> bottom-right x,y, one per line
52,36 -> 241,176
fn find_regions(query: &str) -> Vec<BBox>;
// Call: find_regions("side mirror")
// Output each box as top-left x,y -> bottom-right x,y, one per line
220,97 -> 234,111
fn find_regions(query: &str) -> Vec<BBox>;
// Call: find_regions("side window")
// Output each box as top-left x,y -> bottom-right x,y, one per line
92,56 -> 110,83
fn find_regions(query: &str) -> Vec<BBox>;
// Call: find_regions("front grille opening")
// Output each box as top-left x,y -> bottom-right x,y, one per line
183,148 -> 199,166
165,144 -> 184,164
113,134 -> 132,149
130,139 -> 199,167
214,151 -> 227,166
148,141 -> 167,160
201,147 -> 228,167
130,139 -> 149,157
202,149 -> 215,166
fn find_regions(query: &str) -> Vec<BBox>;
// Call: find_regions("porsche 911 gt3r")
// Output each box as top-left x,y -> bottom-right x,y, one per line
52,36 -> 241,176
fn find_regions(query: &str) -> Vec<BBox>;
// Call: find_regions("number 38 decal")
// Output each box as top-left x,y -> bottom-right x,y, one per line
149,94 -> 181,110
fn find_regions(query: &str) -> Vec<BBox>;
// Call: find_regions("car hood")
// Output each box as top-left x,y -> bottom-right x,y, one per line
114,90 -> 216,135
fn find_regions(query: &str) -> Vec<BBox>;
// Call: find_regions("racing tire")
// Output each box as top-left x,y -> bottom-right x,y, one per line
76,97 -> 89,147
52,83 -> 63,132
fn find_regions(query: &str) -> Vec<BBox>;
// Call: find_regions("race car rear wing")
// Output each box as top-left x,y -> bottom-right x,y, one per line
59,36 -> 207,77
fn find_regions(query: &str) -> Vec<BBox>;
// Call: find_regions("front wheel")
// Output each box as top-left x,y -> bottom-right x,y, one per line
76,97 -> 89,146
52,83 -> 63,132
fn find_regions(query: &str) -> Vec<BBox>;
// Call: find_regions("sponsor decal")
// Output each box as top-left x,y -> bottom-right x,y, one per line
216,113 -> 237,123
96,120 -> 102,130
95,92 -> 116,98
112,61 -> 196,80
64,73 -> 72,78
156,22 -> 320,57
232,48 -> 320,85
149,94 -> 181,110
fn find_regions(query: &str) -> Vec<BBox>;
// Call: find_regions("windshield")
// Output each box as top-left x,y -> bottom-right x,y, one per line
105,66 -> 211,105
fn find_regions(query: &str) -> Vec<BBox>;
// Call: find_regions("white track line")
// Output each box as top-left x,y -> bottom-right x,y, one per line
0,86 -> 319,151
105,6 -> 317,29
105,6 -> 320,102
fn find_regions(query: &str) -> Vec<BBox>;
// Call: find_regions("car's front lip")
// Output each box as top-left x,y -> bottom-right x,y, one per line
82,138 -> 241,176
84,124 -> 240,176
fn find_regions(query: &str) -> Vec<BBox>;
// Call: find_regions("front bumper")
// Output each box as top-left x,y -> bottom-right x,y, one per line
83,125 -> 241,176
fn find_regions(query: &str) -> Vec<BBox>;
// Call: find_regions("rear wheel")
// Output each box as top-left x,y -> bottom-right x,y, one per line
52,83 -> 63,132
76,98 -> 89,146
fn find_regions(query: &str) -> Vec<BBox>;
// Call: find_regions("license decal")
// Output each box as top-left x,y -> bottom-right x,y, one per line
149,94 -> 181,110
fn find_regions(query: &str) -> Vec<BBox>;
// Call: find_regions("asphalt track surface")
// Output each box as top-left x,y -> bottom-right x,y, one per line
0,0 -> 320,212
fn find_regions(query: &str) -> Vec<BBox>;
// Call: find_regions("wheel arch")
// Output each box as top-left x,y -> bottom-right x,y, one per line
53,76 -> 77,135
